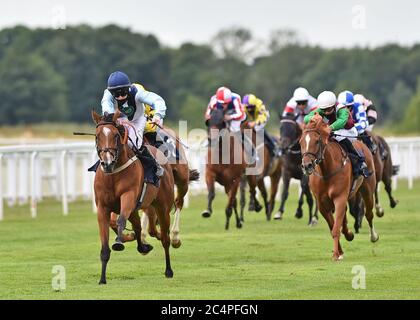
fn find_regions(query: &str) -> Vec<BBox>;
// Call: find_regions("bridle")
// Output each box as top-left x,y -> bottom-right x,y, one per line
301,128 -> 327,165
95,121 -> 128,166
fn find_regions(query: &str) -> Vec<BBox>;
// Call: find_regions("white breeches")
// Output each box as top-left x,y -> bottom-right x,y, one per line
125,115 -> 147,149
229,120 -> 242,133
333,127 -> 358,142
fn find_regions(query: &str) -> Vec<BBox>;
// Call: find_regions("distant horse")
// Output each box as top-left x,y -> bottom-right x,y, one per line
201,108 -> 247,230
239,128 -> 282,222
300,114 -> 378,260
92,110 -> 175,284
350,134 -> 399,232
275,117 -> 318,226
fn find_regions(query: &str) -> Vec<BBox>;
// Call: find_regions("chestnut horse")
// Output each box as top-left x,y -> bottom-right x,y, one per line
300,114 -> 378,260
92,110 -> 175,284
201,108 -> 247,230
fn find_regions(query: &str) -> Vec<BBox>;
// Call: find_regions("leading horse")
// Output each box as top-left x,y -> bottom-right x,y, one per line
92,110 -> 175,284
300,114 -> 378,260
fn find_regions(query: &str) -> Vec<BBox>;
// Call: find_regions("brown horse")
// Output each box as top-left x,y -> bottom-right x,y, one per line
239,129 -> 283,222
300,114 -> 378,260
350,134 -> 399,232
92,110 -> 175,284
140,127 -> 199,248
201,108 -> 247,230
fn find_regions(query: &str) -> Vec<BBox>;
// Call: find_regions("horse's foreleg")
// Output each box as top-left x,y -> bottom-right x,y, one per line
170,207 -> 182,249
112,192 -> 137,252
257,179 -> 269,221
332,196 -> 347,260
384,176 -> 398,209
247,176 -> 262,212
274,173 -> 290,220
110,212 -> 135,242
239,175 -> 247,222
303,181 -> 316,226
97,205 -> 111,285
268,173 -> 281,219
155,204 -> 173,278
362,187 -> 379,243
374,183 -> 385,218
202,171 -> 215,218
129,211 -> 154,255
295,182 -> 304,220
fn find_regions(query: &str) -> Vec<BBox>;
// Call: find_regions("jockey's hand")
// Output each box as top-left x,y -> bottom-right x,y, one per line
248,121 -> 256,129
224,115 -> 232,122
151,115 -> 163,128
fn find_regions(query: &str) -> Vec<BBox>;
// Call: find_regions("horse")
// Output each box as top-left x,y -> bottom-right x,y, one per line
201,108 -> 247,230
275,117 -> 318,226
140,126 -> 200,248
300,114 -> 378,260
92,110 -> 175,284
239,127 -> 283,222
349,134 -> 399,233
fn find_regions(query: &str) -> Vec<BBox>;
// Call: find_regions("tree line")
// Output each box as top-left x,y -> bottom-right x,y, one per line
0,25 -> 419,133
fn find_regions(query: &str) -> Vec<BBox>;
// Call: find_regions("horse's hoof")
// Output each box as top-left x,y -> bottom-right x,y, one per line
332,254 -> 344,262
295,210 -> 303,219
371,234 -> 379,243
202,211 -> 212,218
99,280 -> 107,285
255,203 -> 263,213
390,199 -> 399,209
138,243 -> 153,255
236,222 -> 243,229
345,231 -> 355,242
274,212 -> 282,220
165,269 -> 174,278
123,233 -> 136,242
376,207 -> 385,218
309,218 -> 318,227
112,242 -> 125,252
248,205 -> 255,212
171,240 -> 182,249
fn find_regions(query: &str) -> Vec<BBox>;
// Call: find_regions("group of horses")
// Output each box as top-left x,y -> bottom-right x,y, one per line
202,109 -> 399,261
91,107 -> 399,284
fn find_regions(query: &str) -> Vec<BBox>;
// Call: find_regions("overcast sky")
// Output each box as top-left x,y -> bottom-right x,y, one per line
1,0 -> 419,48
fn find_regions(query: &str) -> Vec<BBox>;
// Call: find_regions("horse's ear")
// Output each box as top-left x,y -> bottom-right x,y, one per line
92,109 -> 102,124
113,109 -> 122,123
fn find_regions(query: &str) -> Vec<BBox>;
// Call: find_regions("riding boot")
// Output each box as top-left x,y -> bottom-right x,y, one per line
136,145 -> 164,187
243,133 -> 258,164
339,138 -> 372,178
360,134 -> 377,154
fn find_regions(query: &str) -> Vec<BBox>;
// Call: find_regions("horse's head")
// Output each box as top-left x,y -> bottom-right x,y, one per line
92,109 -> 128,173
279,115 -> 302,154
300,113 -> 330,175
207,108 -> 227,145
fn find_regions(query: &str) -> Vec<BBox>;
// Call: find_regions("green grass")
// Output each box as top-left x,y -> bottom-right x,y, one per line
0,182 -> 419,300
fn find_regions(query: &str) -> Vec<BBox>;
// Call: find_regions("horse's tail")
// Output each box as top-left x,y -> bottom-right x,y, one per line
392,165 -> 400,176
189,169 -> 200,182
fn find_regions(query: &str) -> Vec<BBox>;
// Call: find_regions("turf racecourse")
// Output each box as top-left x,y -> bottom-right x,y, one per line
0,182 -> 419,300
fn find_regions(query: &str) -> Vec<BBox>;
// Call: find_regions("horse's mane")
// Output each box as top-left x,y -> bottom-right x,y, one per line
306,113 -> 330,137
209,108 -> 225,127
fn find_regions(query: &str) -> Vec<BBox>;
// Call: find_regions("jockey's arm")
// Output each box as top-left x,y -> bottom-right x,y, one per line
330,108 -> 349,131
225,99 -> 244,121
254,103 -> 269,129
354,105 -> 369,134
304,108 -> 320,124
101,89 -> 116,114
282,104 -> 295,118
136,89 -> 167,121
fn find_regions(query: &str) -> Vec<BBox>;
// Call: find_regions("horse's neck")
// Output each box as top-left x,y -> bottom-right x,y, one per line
317,140 -> 341,175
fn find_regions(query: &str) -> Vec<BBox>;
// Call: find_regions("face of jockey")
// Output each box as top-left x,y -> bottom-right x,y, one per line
296,100 -> 308,112
323,105 -> 335,115
110,87 -> 129,102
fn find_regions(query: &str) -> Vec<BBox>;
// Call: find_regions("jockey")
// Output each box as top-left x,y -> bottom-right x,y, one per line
205,86 -> 246,132
283,87 -> 318,124
354,94 -> 377,132
101,71 -> 166,186
338,91 -> 377,154
304,91 -> 371,178
242,94 -> 280,157
205,86 -> 257,163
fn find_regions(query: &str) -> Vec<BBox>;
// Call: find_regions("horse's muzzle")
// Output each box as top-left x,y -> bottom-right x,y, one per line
302,162 -> 315,176
101,161 -> 116,174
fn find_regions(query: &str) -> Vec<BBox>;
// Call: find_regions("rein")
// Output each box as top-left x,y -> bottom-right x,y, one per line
302,128 -> 348,180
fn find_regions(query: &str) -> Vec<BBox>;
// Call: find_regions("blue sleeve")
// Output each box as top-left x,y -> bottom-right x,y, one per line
101,89 -> 116,115
135,90 -> 167,118
354,104 -> 368,133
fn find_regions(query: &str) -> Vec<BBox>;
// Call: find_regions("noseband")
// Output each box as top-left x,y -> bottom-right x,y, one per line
96,122 -> 126,165
301,128 -> 327,165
